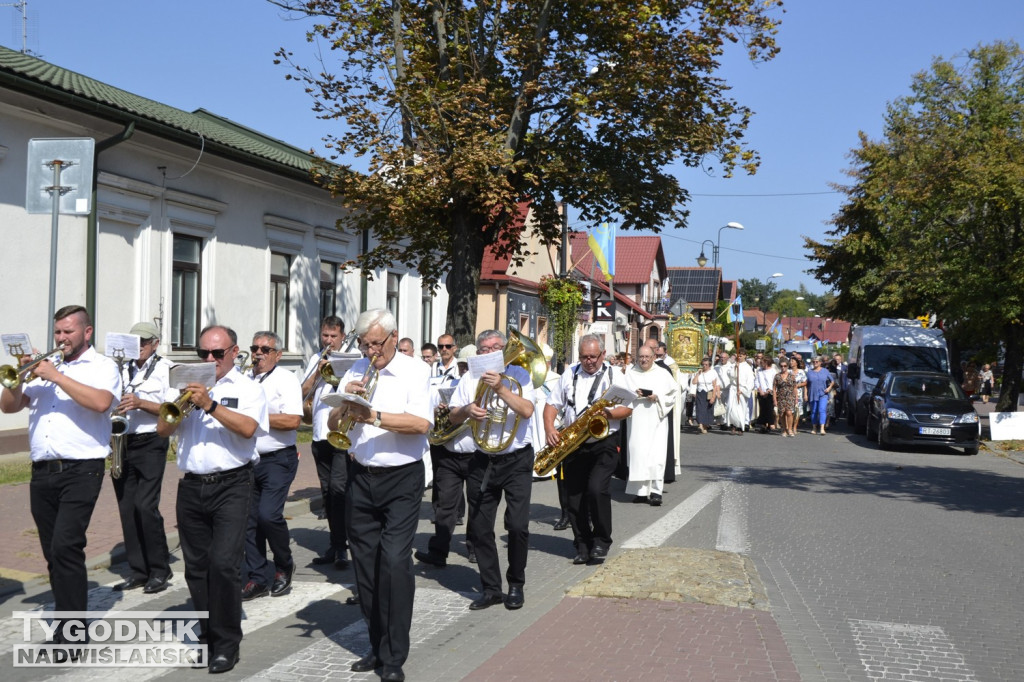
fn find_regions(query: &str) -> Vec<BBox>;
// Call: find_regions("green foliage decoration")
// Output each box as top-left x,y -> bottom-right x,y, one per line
538,276 -> 585,365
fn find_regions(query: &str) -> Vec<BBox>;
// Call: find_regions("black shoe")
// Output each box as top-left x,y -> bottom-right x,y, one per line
467,549 -> 478,564
649,493 -> 663,507
271,565 -> 294,597
350,653 -> 381,672
345,593 -> 361,606
455,516 -> 464,526
553,515 -> 570,531
505,586 -> 524,610
241,581 -> 269,601
143,571 -> 172,594
113,577 -> 147,591
632,495 -> 648,504
414,549 -> 447,567
311,554 -> 335,565
572,551 -> 590,565
208,652 -> 239,674
468,593 -> 504,610
588,546 -> 608,564
382,666 -> 406,682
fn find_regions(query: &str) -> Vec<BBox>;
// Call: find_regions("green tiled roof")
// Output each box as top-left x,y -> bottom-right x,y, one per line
0,45 -> 322,179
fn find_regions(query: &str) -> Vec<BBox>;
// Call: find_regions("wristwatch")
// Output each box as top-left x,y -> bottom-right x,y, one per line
372,411 -> 382,428
205,400 -> 218,415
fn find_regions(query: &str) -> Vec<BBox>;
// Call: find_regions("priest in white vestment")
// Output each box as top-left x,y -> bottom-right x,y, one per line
725,349 -> 755,433
624,346 -> 678,506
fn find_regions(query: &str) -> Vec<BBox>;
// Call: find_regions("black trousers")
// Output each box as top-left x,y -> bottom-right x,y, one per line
245,446 -> 299,587
113,433 -> 170,581
176,464 -> 253,660
312,439 -> 350,556
427,450 -> 474,558
429,443 -> 466,519
756,393 -> 775,427
29,458 -> 105,618
562,438 -> 617,554
466,446 -> 533,598
347,459 -> 424,668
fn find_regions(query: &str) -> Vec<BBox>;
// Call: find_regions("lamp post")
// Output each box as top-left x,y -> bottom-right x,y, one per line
696,222 -> 744,269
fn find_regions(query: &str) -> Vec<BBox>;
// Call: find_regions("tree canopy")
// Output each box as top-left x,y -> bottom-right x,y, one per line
807,41 -> 1024,410
271,0 -> 783,339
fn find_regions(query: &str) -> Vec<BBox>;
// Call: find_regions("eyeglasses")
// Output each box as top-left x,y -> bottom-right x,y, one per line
358,335 -> 392,352
580,354 -> 602,361
197,347 -> 232,360
438,344 -> 455,349
250,345 -> 278,354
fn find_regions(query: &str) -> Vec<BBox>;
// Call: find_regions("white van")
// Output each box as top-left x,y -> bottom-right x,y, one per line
781,341 -> 816,365
846,319 -> 950,433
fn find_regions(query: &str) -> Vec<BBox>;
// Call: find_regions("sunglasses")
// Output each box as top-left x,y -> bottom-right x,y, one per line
250,345 -> 278,354
197,347 -> 232,360
438,344 -> 455,349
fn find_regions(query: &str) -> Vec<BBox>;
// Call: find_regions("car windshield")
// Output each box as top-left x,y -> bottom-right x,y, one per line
863,345 -> 948,379
890,376 -> 961,399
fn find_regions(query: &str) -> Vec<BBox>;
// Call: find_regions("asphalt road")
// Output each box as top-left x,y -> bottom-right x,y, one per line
1,420 -> 1021,681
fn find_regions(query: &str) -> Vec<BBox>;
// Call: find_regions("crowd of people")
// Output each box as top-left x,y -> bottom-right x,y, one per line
2,303 -> 857,680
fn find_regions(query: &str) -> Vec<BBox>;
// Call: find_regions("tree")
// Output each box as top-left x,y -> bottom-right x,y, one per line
807,41 -> 1024,411
270,0 -> 782,339
738,277 -> 779,311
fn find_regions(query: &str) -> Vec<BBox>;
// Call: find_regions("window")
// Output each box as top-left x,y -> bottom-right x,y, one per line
519,313 -> 530,336
171,234 -> 202,349
320,261 -> 339,320
537,316 -> 549,345
386,272 -> 401,325
421,283 -> 433,346
270,252 -> 291,347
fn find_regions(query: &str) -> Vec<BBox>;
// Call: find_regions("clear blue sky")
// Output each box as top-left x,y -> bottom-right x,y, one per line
6,0 -> 1022,296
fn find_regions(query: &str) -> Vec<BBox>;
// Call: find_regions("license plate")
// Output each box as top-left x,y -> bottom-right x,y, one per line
919,427 -> 951,436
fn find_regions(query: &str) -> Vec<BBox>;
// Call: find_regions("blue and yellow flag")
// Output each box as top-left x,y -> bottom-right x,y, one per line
727,295 -> 744,323
588,222 -> 615,281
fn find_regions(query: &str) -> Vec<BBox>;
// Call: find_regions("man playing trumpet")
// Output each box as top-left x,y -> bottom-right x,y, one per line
448,330 -> 536,611
1,305 -> 121,643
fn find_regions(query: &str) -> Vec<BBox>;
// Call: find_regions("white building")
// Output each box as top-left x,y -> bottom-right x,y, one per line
0,46 -> 448,450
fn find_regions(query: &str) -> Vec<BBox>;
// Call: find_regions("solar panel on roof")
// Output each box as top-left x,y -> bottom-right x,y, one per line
667,269 -> 719,304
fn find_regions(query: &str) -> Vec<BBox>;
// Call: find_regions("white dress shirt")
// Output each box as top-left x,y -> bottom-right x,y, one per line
429,358 -> 462,388
449,364 -> 535,454
301,353 -> 338,442
547,362 -> 627,439
341,351 -> 432,467
176,369 -> 269,474
123,354 -> 173,435
252,366 -> 303,453
24,346 -> 121,461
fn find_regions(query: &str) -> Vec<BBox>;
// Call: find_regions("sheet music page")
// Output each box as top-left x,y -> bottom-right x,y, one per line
603,383 -> 638,405
468,352 -> 504,379
168,363 -> 217,390
320,392 -> 372,409
329,352 -> 363,377
1,333 -> 33,358
104,332 -> 141,361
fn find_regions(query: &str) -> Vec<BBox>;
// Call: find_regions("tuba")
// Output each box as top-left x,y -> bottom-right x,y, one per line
533,389 -> 624,476
327,354 -> 379,450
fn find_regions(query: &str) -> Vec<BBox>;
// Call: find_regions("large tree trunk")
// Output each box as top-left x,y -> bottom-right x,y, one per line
445,210 -> 487,346
995,322 -> 1023,412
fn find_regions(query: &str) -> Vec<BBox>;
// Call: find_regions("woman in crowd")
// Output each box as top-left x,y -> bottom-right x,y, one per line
691,357 -> 720,434
790,357 -> 807,432
979,363 -> 995,404
773,360 -> 798,437
962,361 -> 980,400
805,356 -> 835,436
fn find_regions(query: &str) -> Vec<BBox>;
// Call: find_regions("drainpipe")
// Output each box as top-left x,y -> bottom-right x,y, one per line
86,122 -> 135,323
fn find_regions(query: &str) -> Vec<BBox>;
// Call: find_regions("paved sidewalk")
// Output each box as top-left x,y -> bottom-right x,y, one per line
0,443 -> 323,595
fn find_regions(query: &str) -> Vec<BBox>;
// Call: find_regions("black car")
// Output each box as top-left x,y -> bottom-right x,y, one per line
865,371 -> 980,455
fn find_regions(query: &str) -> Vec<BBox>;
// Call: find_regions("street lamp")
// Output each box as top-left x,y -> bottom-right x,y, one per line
695,222 -> 744,269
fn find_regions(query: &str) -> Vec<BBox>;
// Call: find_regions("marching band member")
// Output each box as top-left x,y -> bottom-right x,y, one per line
448,330 -> 535,611
543,334 -> 632,565
301,315 -> 352,569
156,324 -> 268,673
1,305 -> 120,643
112,321 -> 173,594
328,309 -> 431,682
242,331 -> 303,600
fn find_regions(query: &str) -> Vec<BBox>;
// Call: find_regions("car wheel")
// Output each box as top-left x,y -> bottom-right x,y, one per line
963,444 -> 979,456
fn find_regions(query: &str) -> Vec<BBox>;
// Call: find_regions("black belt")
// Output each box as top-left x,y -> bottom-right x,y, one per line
258,445 -> 297,459
183,462 -> 253,484
125,432 -> 163,445
32,458 -> 104,473
354,459 -> 420,475
479,444 -> 533,460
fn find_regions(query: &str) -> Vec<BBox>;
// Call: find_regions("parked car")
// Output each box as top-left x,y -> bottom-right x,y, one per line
866,371 -> 979,455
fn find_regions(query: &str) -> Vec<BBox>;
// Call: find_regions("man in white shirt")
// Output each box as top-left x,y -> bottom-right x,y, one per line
111,321 -> 174,594
1,305 -> 120,644
626,346 -> 677,506
433,334 -> 461,383
754,355 -> 778,432
447,330 -> 535,611
543,334 -> 633,566
242,331 -> 303,601
157,324 -> 268,674
328,309 -> 431,682
725,349 -> 755,433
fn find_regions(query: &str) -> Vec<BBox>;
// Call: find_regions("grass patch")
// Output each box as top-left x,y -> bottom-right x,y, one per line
0,459 -> 33,486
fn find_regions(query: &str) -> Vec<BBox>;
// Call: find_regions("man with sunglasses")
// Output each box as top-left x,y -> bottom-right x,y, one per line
111,321 -> 174,595
157,325 -> 268,674
241,331 -> 302,601
327,309 -> 431,682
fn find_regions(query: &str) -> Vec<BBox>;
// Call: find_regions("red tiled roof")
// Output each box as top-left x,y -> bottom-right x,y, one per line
479,201 -> 534,278
569,232 -> 665,284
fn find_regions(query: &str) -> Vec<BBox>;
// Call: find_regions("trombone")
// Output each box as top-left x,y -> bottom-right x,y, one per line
327,354 -> 379,450
0,348 -> 65,390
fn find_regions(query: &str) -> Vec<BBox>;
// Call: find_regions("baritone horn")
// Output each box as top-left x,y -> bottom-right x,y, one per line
0,347 -> 65,389
471,330 -> 547,453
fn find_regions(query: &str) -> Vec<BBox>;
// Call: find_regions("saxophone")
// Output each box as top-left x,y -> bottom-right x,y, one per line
533,397 -> 616,477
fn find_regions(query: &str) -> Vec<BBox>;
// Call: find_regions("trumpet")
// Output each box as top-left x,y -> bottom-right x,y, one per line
327,355 -> 379,450
158,390 -> 197,426
0,348 -> 65,389
301,347 -> 342,424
